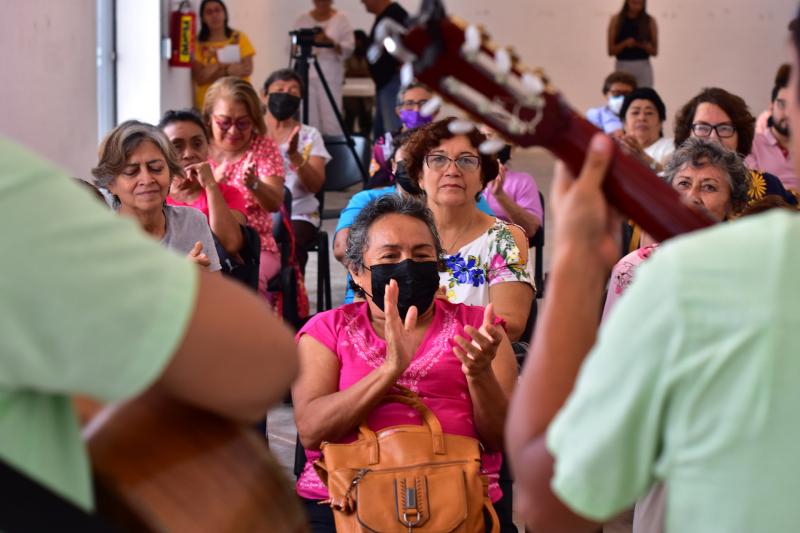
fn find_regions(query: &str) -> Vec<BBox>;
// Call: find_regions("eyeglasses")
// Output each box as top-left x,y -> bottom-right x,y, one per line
213,115 -> 253,132
424,154 -> 481,172
398,99 -> 429,110
691,122 -> 736,139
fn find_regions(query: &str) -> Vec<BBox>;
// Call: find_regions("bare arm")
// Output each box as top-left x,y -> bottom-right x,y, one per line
642,18 -> 658,56
506,136 -> 616,531
333,228 -> 349,263
191,59 -> 227,85
492,192 -> 541,238
293,280 -> 418,449
227,55 -> 254,78
488,225 -> 535,341
154,269 -> 299,423
292,155 -> 326,193
190,163 -> 244,255
458,317 -> 517,451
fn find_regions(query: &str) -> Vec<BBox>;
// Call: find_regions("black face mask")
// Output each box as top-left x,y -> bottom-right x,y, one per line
268,92 -> 301,121
361,259 -> 440,320
392,161 -> 421,195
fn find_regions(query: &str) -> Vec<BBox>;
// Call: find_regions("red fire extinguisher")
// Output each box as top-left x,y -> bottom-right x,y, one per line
169,1 -> 196,67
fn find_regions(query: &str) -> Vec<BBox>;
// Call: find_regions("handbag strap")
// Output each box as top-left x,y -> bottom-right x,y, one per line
358,389 -> 447,464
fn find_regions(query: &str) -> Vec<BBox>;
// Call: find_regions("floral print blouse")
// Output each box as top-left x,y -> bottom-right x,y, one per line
440,219 -> 534,306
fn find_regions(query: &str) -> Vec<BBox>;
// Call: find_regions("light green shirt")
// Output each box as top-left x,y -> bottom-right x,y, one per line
0,139 -> 198,511
548,210 -> 800,533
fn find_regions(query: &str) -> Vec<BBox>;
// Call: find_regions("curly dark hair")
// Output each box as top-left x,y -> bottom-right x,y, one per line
403,117 -> 499,193
673,87 -> 755,157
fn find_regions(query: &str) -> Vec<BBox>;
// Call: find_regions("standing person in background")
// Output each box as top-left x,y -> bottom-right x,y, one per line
607,0 -> 658,88
192,0 -> 255,110
343,30 -> 374,136
586,71 -> 637,136
294,0 -> 355,136
747,65 -> 799,192
361,0 -> 409,138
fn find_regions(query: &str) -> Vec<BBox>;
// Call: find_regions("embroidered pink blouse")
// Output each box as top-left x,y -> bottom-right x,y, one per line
209,134 -> 285,255
295,298 -> 504,502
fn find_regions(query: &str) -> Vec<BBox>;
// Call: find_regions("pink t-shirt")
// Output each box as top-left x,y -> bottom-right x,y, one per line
166,182 -> 247,220
482,169 -> 544,233
746,129 -> 799,193
295,299 -> 504,502
209,135 -> 285,254
602,244 -> 658,321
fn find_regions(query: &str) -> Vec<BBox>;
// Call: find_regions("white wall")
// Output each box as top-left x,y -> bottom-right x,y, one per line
0,0 -> 98,177
228,0 -> 797,134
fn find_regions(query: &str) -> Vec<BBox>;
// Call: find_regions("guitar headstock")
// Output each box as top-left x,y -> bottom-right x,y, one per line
371,0 -> 716,242
372,0 -> 567,153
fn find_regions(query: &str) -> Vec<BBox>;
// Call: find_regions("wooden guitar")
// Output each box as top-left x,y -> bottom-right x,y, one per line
372,0 -> 714,242
81,391 -> 307,532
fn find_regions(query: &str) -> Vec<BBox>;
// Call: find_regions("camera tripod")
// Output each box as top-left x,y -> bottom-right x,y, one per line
290,29 -> 369,183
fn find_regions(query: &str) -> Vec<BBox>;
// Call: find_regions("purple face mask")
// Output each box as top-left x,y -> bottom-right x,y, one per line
399,109 -> 433,130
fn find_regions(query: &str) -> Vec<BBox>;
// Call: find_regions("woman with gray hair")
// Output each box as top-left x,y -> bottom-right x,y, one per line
604,136 -> 750,318
291,194 -> 518,531
92,120 -> 221,272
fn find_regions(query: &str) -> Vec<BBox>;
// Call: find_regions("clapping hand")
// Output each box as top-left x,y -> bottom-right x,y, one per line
383,279 -> 419,377
241,153 -> 260,191
185,162 -> 216,188
490,163 -> 507,198
187,241 -> 211,268
287,125 -> 301,157
452,304 -> 502,378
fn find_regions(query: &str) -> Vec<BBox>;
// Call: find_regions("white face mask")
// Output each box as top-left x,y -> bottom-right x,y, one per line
608,94 -> 625,115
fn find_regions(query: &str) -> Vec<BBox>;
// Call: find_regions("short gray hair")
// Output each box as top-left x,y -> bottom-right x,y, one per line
663,137 -> 750,214
344,194 -> 444,275
91,120 -> 184,188
396,82 -> 432,106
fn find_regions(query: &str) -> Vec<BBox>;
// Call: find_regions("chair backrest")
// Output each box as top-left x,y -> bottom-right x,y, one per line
322,135 -> 369,192
272,187 -> 294,256
528,191 -> 545,298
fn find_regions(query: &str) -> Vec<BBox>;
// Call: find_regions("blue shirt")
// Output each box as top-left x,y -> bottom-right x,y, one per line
335,186 -> 494,303
586,105 -> 623,134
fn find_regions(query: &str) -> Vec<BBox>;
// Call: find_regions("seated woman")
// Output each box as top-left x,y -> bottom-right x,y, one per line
159,109 -> 247,257
292,194 -> 518,532
673,86 -> 798,207
617,87 -> 674,174
479,124 -> 543,239
367,82 -> 439,189
91,120 -> 221,272
260,68 -> 331,275
203,77 -> 301,310
404,118 -> 535,341
604,137 -> 750,318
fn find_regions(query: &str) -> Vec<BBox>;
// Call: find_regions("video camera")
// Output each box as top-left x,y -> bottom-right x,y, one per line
289,27 -> 323,48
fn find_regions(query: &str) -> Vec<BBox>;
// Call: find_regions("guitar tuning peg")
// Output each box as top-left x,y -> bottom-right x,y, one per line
420,96 -> 442,117
367,43 -> 383,64
401,62 -> 415,87
462,25 -> 482,56
494,48 -> 512,76
522,73 -> 544,96
448,119 -> 476,135
479,138 -> 506,156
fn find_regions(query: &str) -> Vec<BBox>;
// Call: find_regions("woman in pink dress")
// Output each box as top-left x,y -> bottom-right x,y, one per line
292,194 -> 518,532
202,77 -> 307,316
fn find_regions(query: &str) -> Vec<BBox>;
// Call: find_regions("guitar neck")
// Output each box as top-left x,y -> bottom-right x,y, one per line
547,104 -> 714,242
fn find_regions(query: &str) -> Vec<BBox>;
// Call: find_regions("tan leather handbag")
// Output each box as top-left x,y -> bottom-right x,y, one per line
313,387 -> 499,532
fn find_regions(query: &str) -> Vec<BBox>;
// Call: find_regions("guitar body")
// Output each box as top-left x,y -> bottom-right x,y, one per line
83,390 -> 307,532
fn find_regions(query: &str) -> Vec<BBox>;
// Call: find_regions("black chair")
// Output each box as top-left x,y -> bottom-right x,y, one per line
528,191 -> 546,299
215,225 -> 261,292
267,187 -> 300,328
307,135 -> 370,312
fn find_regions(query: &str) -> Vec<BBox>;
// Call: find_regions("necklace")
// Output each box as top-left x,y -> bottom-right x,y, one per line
444,214 -> 475,254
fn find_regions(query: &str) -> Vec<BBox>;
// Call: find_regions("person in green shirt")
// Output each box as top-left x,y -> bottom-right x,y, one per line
506,10 -> 800,533
0,138 -> 298,512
